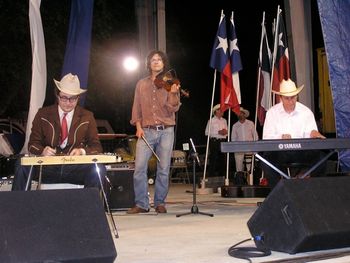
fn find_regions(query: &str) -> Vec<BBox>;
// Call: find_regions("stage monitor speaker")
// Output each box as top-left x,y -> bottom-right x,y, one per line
247,176 -> 350,254
0,188 -> 117,263
107,168 -> 135,210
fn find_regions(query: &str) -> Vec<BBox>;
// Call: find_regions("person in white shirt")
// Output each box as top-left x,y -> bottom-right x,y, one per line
205,104 -> 228,177
262,79 -> 326,188
231,107 -> 258,172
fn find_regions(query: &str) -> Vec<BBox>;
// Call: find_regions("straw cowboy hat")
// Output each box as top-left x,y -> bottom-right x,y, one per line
272,79 -> 304,97
212,104 -> 221,115
239,107 -> 250,118
54,73 -> 87,95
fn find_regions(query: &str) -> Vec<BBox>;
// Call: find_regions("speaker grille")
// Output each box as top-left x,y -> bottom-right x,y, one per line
247,177 -> 350,254
0,189 -> 117,262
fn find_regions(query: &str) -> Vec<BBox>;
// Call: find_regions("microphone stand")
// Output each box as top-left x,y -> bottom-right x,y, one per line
176,139 -> 213,218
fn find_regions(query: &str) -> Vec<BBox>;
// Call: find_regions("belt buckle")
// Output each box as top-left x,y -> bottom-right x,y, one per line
155,125 -> 164,131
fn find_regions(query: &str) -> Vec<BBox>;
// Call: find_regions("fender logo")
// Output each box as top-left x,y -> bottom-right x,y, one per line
61,157 -> 76,162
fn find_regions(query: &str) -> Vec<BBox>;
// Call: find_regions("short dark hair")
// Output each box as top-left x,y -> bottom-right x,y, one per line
146,50 -> 170,73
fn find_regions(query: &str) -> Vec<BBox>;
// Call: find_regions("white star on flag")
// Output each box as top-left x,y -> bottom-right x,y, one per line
216,36 -> 228,54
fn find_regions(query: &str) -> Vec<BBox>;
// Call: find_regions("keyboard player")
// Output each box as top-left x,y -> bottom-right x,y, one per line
262,79 -> 326,189
12,73 -> 107,191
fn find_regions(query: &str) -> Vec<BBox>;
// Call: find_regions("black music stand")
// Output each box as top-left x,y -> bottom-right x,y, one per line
176,138 -> 213,218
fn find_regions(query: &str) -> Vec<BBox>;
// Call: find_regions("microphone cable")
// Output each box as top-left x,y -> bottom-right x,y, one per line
228,236 -> 271,262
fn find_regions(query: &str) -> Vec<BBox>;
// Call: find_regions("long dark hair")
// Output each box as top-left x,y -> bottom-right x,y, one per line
146,50 -> 170,74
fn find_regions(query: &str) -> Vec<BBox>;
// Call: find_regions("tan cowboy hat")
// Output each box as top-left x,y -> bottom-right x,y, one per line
54,73 -> 87,95
240,107 -> 250,118
212,104 -> 221,115
272,79 -> 304,97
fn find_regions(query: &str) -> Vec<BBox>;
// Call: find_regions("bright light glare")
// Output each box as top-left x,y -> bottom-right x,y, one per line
123,56 -> 139,71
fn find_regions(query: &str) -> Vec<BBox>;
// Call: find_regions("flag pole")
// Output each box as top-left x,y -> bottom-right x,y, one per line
252,12 -> 267,186
201,69 -> 217,194
224,12 -> 235,187
270,6 -> 281,107
254,12 -> 265,129
200,10 -> 224,195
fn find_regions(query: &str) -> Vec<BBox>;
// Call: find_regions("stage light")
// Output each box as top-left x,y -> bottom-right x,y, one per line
123,56 -> 139,72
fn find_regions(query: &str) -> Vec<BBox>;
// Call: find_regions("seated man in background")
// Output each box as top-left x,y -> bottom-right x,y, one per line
262,79 -> 326,189
12,73 -> 106,191
231,107 -> 258,173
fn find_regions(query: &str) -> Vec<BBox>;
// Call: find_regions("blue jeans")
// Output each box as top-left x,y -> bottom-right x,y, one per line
133,127 -> 174,210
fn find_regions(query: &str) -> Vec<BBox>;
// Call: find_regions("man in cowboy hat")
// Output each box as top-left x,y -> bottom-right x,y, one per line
205,104 -> 228,178
231,107 -> 258,173
12,73 -> 106,191
262,78 -> 326,188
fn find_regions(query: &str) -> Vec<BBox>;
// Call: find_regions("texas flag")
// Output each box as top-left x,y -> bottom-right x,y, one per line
257,20 -> 272,126
228,12 -> 242,109
210,12 -> 240,115
271,11 -> 290,103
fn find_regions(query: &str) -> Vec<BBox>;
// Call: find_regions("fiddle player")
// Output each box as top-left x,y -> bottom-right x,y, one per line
262,78 -> 326,189
127,50 -> 181,214
12,73 -> 106,191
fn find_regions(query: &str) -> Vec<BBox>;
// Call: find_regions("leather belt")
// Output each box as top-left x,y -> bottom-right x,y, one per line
144,125 -> 172,131
210,138 -> 226,141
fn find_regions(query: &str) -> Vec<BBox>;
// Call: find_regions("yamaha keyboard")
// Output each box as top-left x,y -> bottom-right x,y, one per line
21,154 -> 122,166
221,138 -> 350,179
221,138 -> 350,153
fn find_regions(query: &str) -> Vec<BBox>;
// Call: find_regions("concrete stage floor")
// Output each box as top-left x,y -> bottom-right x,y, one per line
110,183 -> 350,263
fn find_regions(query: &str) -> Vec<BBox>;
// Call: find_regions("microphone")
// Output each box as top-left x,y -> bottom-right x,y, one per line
189,138 -> 201,166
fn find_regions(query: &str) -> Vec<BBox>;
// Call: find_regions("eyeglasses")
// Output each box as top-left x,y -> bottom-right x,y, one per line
58,95 -> 79,103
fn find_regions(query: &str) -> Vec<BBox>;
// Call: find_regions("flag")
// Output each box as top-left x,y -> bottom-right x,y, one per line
228,12 -> 242,114
61,0 -> 94,106
257,19 -> 272,125
21,0 -> 47,154
271,10 -> 290,103
209,13 -> 240,114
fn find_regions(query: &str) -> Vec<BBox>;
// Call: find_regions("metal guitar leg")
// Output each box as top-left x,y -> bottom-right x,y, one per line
25,165 -> 34,191
95,163 -> 119,238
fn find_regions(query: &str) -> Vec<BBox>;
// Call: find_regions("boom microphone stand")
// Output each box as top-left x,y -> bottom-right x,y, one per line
176,138 -> 214,217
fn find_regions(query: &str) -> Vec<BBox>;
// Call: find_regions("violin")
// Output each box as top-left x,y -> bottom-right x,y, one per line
154,69 -> 190,98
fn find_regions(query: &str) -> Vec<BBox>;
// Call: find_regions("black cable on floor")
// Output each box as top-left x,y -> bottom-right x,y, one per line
228,237 -> 271,262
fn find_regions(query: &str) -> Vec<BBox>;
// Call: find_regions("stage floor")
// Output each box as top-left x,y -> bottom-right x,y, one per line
110,183 -> 350,263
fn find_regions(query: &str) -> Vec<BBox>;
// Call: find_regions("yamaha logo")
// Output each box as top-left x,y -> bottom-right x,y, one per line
278,143 -> 302,150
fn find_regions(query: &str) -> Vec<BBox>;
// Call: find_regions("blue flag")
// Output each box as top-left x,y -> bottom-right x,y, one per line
61,0 -> 94,106
318,0 -> 350,171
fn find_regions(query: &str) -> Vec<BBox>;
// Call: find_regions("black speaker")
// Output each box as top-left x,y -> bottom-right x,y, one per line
107,168 -> 135,210
247,177 -> 350,254
0,188 -> 117,262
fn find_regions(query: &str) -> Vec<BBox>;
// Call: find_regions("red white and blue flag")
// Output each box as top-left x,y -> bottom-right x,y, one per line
228,12 -> 242,114
272,11 -> 290,103
257,19 -> 272,125
210,13 -> 240,115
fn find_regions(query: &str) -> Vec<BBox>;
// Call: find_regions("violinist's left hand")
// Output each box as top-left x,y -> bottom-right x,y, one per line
170,83 -> 180,93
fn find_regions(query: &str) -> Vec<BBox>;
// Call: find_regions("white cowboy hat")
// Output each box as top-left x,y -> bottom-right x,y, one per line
54,73 -> 87,95
212,104 -> 221,115
240,107 -> 250,118
272,79 -> 304,97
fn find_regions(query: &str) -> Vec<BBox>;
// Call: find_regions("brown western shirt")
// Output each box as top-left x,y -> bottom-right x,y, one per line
130,76 -> 181,127
28,104 -> 102,155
